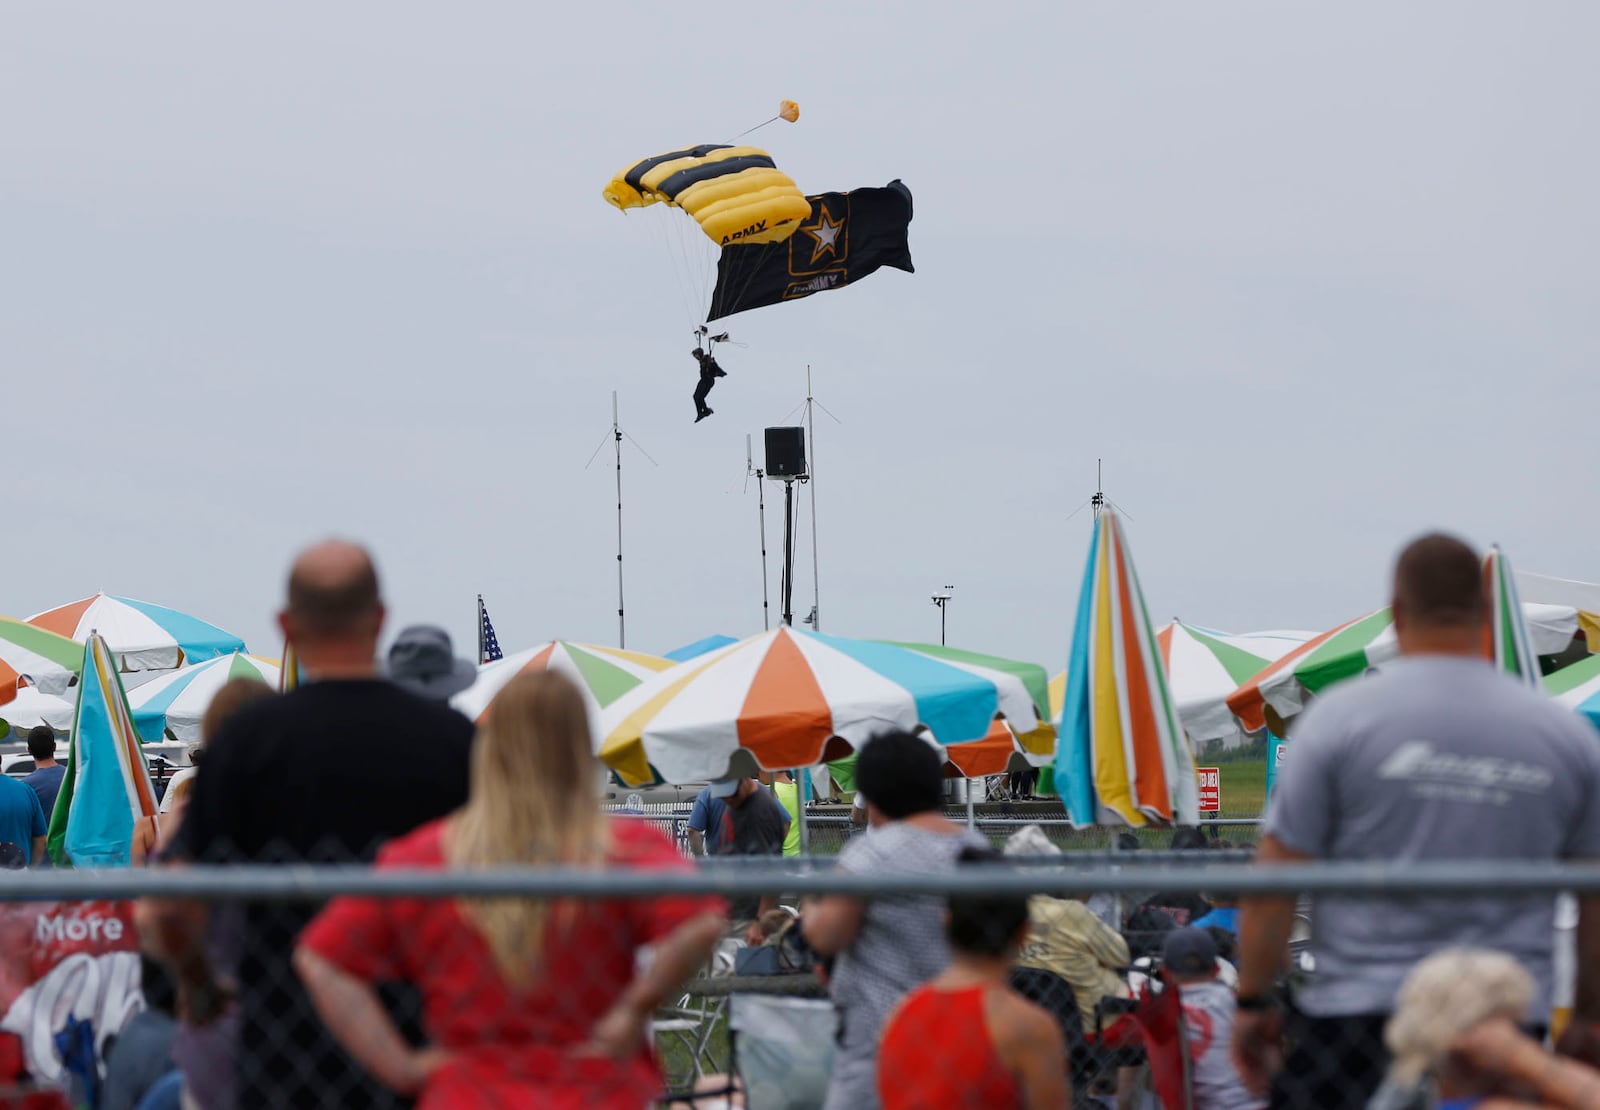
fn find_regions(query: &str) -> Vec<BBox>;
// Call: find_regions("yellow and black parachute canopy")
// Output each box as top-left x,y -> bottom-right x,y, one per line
602,144 -> 811,247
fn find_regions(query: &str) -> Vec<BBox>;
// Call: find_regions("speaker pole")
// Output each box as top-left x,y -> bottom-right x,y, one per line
781,478 -> 797,628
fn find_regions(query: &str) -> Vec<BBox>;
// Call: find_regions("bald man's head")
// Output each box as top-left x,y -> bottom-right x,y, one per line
283,540 -> 383,642
1392,532 -> 1485,630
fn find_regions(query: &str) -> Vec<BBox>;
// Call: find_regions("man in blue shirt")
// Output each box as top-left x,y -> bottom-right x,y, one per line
0,771 -> 48,866
686,783 -> 728,857
22,726 -> 65,820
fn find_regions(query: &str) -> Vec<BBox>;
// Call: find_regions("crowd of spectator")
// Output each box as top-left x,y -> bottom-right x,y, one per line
4,529 -> 1599,1110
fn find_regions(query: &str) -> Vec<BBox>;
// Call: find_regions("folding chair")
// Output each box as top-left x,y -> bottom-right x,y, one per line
1109,968 -> 1193,1110
652,990 -> 726,1094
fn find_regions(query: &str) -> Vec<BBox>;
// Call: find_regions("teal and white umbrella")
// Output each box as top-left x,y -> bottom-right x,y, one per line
26,593 -> 246,674
127,652 -> 279,743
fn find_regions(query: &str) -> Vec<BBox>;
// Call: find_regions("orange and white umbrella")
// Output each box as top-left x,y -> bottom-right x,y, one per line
598,627 -> 1043,786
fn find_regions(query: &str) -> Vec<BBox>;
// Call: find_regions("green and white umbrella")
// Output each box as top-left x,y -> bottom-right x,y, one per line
1230,575 -> 1568,734
0,617 -> 82,701
452,641 -> 676,734
1546,654 -> 1600,733
1157,622 -> 1312,749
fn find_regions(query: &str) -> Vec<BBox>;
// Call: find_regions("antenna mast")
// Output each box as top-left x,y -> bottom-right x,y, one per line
587,392 -> 656,649
747,435 -> 772,631
806,367 -> 820,630
612,393 -> 625,647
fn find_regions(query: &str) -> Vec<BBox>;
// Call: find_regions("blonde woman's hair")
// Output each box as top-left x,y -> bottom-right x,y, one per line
1384,947 -> 1535,1087
446,670 -> 609,987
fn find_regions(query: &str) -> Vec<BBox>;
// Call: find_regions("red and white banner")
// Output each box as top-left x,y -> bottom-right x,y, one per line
0,900 -> 143,1088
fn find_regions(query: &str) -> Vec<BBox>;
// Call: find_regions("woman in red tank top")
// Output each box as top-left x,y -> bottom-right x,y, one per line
878,848 -> 1068,1110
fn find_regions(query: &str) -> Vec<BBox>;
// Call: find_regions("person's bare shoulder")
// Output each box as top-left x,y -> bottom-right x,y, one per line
992,986 -> 1065,1057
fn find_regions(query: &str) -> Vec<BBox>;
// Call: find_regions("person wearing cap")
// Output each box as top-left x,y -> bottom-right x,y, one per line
706,776 -> 790,943
1164,928 -> 1264,1110
385,625 -> 478,702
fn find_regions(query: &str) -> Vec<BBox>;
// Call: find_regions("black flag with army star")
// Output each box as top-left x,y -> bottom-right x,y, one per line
707,180 -> 914,321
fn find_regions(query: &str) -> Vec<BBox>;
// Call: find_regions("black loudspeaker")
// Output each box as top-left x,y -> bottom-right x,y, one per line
764,426 -> 807,479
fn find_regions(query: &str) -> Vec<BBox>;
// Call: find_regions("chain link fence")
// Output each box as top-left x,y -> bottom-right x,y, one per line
613,802 -> 1264,858
0,857 -> 1590,1109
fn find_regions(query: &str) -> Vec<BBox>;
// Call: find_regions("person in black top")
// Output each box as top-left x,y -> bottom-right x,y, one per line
150,539 -> 475,1110
710,776 -> 790,942
691,347 -> 726,423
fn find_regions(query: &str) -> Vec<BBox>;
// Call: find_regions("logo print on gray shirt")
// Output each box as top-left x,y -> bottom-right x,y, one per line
1376,740 -> 1554,806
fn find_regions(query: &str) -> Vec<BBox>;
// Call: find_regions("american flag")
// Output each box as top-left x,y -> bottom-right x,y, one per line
477,595 -> 504,664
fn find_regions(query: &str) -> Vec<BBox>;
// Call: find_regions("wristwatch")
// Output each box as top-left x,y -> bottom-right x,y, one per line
1235,992 -> 1280,1013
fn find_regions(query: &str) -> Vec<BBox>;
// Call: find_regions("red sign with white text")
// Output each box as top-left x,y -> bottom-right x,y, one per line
1197,767 -> 1221,813
0,900 -> 142,1090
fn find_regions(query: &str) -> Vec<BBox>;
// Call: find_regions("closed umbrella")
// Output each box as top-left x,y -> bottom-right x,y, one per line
1484,546 -> 1540,686
47,633 -> 159,866
1057,511 -> 1199,827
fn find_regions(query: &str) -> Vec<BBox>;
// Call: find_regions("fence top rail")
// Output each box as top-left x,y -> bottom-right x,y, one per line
2,859 -> 1597,901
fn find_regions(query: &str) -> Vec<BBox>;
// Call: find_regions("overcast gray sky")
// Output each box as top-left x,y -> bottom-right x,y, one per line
3,3 -> 1595,672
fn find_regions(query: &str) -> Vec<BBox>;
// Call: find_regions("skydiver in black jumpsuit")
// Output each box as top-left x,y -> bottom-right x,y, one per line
691,347 -> 726,423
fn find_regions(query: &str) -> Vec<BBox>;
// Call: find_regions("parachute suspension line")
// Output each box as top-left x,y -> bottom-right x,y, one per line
733,114 -> 783,140
647,206 -> 704,334
732,99 -> 799,140
666,204 -> 715,330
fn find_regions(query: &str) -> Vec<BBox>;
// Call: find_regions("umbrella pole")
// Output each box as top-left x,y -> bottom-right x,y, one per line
966,778 -> 976,830
796,766 -> 809,853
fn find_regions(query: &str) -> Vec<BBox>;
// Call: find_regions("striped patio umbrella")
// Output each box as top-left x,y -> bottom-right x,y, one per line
597,627 -> 1044,786
0,617 -> 82,702
47,633 -> 159,867
26,594 -> 245,673
663,635 -> 738,662
127,652 -> 281,743
1156,623 -> 1312,750
1230,590 -> 1558,735
1057,511 -> 1199,828
1227,609 -> 1400,734
884,642 -> 1056,768
940,719 -> 1044,777
1547,654 -> 1600,732
0,686 -> 75,740
452,641 -> 676,732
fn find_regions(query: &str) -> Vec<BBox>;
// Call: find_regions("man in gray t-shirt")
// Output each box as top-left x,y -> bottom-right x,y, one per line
1235,533 -> 1600,1110
802,731 -> 983,1110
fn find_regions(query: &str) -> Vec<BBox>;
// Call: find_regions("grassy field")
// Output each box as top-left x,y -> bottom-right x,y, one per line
1215,760 -> 1267,818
